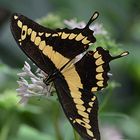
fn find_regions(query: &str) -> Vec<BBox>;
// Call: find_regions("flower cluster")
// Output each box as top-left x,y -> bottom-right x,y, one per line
17,61 -> 54,105
64,19 -> 107,35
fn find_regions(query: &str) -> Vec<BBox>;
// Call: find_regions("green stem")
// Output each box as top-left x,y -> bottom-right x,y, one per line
53,105 -> 63,140
99,88 -> 113,113
73,129 -> 80,140
0,112 -> 15,140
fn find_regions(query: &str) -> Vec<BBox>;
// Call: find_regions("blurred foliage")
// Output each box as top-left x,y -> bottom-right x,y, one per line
0,0 -> 140,140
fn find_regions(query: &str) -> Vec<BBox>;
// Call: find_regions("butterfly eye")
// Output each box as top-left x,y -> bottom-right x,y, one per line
21,25 -> 27,40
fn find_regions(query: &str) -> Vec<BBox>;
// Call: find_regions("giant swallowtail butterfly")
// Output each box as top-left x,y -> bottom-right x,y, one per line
11,12 -> 128,140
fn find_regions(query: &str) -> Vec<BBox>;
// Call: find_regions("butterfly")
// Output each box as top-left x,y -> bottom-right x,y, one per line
11,12 -> 128,140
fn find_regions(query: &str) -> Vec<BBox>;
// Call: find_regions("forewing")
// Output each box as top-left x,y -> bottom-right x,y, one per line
11,13 -> 97,74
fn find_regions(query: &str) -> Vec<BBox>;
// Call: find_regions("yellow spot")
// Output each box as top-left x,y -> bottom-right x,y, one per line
73,98 -> 84,105
94,51 -> 101,59
97,81 -> 104,87
82,37 -> 90,44
91,87 -> 98,92
21,25 -> 27,40
58,32 -> 62,36
61,32 -> 69,39
89,102 -> 94,107
83,118 -> 90,123
92,12 -> 98,20
69,33 -> 77,40
39,41 -> 46,50
14,15 -> 18,19
75,33 -> 85,41
95,57 -> 104,65
121,52 -> 129,57
45,33 -> 51,37
87,108 -> 92,113
31,31 -> 37,42
70,118 -> 73,120
96,73 -> 103,80
86,129 -> 94,137
73,120 -> 76,123
76,105 -> 86,111
92,96 -> 96,101
19,42 -> 22,45
52,33 -> 58,37
96,65 -> 104,72
38,32 -> 44,36
75,119 -> 91,129
78,110 -> 89,118
42,45 -> 53,58
71,91 -> 81,98
17,20 -> 22,28
35,37 -> 41,46
28,28 -> 32,35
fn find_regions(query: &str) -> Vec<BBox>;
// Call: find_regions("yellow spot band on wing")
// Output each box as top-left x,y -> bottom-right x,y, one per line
45,33 -> 51,37
75,33 -> 85,41
39,41 -> 46,50
28,28 -> 32,35
96,73 -> 103,80
75,119 -> 91,129
94,51 -> 101,59
31,31 -> 37,42
52,33 -> 58,37
17,20 -> 22,28
14,15 -> 18,20
38,32 -> 44,36
78,111 -> 89,119
82,37 -> 90,44
87,108 -> 92,113
82,118 -> 90,123
73,98 -> 84,105
69,33 -> 77,40
89,102 -> 94,107
86,129 -> 94,137
35,37 -> 41,46
76,105 -> 86,111
97,81 -> 104,87
95,57 -> 104,65
91,87 -> 98,92
61,32 -> 69,39
96,65 -> 104,72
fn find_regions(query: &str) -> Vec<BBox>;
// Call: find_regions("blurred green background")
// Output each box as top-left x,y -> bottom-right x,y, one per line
0,0 -> 140,140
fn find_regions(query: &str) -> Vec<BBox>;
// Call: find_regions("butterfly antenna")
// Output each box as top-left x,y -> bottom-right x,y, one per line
85,11 -> 99,28
111,51 -> 129,60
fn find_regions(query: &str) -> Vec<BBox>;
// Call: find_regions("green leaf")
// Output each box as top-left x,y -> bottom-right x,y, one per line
11,125 -> 54,140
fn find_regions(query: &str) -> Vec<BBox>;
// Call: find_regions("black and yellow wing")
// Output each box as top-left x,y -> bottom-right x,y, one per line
11,12 -> 128,140
54,77 -> 100,140
58,47 -> 128,140
11,12 -> 98,75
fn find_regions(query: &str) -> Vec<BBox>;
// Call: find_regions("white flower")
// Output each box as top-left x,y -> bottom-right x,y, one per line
101,125 -> 123,140
64,19 -> 107,35
16,61 -> 55,105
